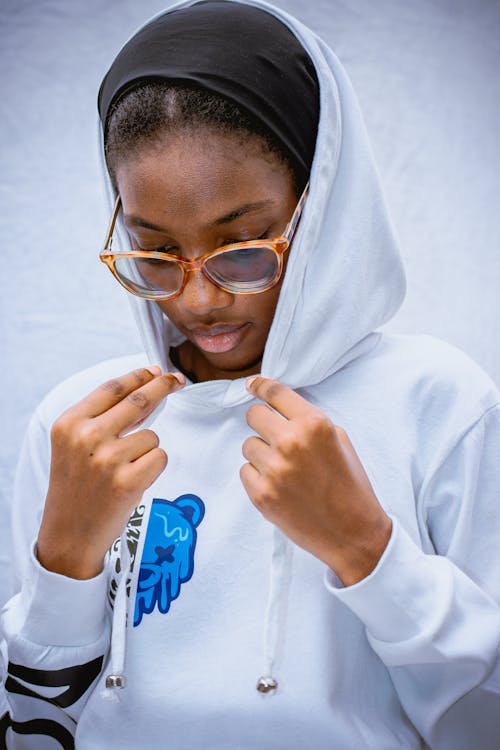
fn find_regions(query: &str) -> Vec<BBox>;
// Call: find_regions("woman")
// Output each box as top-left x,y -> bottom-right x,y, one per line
2,1 -> 500,748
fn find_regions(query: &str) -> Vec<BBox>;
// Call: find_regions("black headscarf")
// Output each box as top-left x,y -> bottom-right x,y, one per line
97,0 -> 319,187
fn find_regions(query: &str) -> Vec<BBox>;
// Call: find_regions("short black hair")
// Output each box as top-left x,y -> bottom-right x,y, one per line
104,80 -> 301,194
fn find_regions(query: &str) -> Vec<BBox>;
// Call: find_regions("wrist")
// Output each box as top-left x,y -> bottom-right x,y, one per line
36,534 -> 105,580
328,515 -> 393,587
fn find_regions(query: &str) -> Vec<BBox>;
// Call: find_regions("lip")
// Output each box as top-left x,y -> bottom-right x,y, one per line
189,323 -> 251,353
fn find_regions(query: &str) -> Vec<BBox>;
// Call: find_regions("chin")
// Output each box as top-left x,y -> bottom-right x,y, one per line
200,345 -> 264,376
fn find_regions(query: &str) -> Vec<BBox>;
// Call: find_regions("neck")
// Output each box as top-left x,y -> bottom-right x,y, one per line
174,341 -> 262,382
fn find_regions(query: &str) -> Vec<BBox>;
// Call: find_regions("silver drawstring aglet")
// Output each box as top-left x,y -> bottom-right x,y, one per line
105,674 -> 126,689
256,676 -> 278,694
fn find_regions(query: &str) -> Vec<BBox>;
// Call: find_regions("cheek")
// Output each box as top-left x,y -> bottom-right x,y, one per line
234,277 -> 286,328
155,299 -> 189,330
256,286 -> 283,327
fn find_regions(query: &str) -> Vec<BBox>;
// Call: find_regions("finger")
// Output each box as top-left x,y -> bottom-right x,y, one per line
115,429 -> 160,462
239,461 -> 262,503
98,372 -> 185,436
246,403 -> 286,445
118,402 -> 161,436
124,446 -> 169,490
246,376 -> 318,420
242,435 -> 273,474
69,366 -> 161,419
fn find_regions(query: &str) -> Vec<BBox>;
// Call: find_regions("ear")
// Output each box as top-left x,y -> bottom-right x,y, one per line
174,494 -> 205,527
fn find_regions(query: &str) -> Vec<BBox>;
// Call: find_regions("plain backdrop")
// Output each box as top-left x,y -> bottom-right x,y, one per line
1,0 -> 499,611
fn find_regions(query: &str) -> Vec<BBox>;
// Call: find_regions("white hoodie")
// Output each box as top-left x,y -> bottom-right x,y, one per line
2,1 -> 500,748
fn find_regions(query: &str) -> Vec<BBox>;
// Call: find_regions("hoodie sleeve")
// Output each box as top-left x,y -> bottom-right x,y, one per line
0,409 -> 111,748
325,402 -> 500,750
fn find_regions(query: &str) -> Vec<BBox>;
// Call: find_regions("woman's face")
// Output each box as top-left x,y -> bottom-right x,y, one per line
115,130 -> 298,382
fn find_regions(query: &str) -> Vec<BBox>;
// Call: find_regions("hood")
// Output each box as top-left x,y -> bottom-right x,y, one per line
99,0 -> 406,409
98,0 -> 407,696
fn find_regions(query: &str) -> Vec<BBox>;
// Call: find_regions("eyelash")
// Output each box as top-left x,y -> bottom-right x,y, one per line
137,231 -> 270,254
225,231 -> 269,245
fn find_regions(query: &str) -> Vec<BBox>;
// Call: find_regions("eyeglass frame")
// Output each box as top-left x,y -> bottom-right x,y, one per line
100,181 -> 309,301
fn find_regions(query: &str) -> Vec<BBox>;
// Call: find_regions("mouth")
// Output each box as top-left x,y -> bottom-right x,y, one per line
189,323 -> 251,354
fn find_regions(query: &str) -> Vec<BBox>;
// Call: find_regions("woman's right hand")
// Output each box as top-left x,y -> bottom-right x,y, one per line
36,366 -> 185,580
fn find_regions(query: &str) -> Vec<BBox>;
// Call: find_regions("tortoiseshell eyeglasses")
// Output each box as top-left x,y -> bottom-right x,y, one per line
100,183 -> 309,300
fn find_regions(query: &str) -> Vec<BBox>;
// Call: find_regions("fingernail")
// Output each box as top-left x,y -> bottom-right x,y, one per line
246,375 -> 259,390
147,365 -> 162,376
170,371 -> 186,386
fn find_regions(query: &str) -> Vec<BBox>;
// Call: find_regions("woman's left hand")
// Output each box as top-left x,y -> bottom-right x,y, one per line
241,377 -> 392,586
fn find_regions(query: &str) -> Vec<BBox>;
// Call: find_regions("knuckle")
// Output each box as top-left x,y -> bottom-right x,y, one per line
50,415 -> 70,442
143,429 -> 160,448
155,447 -> 168,465
266,456 -> 285,482
160,373 -> 182,390
100,378 -> 126,397
246,403 -> 267,425
263,380 -> 283,402
245,404 -> 258,424
92,443 -> 117,468
253,482 -> 275,511
76,421 -> 101,446
241,436 -> 255,458
149,448 -> 168,477
276,431 -> 301,456
54,419 -> 100,452
306,412 -> 335,437
143,452 -> 168,490
110,468 -> 131,496
127,390 -> 150,410
132,368 -> 153,385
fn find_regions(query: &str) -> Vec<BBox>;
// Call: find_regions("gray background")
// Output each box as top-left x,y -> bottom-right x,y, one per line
1,0 -> 499,610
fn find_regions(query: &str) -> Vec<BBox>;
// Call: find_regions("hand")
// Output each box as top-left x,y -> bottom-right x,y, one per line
240,377 -> 392,586
37,367 -> 185,579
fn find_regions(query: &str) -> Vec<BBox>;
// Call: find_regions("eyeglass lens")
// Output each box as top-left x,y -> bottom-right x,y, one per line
113,245 -> 280,298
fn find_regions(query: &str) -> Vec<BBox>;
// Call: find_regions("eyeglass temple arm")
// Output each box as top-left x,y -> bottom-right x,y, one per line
102,196 -> 122,254
283,181 -> 309,241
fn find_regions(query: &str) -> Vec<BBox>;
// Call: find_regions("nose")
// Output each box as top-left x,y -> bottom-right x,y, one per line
179,267 -> 234,316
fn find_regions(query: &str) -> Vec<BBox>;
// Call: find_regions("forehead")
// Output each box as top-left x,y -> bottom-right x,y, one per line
114,130 -> 292,225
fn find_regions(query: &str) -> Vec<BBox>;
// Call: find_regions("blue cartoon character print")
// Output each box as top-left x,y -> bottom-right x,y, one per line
134,494 -> 205,626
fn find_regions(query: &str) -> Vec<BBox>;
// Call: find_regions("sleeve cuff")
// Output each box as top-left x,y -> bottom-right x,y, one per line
16,542 -> 110,646
324,516 -> 453,643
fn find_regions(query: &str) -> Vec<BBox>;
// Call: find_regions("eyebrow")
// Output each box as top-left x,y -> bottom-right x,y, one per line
123,199 -> 275,232
212,200 -> 275,226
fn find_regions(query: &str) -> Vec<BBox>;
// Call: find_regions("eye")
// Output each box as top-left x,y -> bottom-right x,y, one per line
224,231 -> 269,246
135,241 -> 180,256
138,257 -> 166,267
228,247 -> 255,259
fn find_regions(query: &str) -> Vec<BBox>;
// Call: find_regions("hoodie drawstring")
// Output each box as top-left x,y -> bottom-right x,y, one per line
103,528 -> 131,698
257,526 -> 294,695
101,516 -> 293,698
